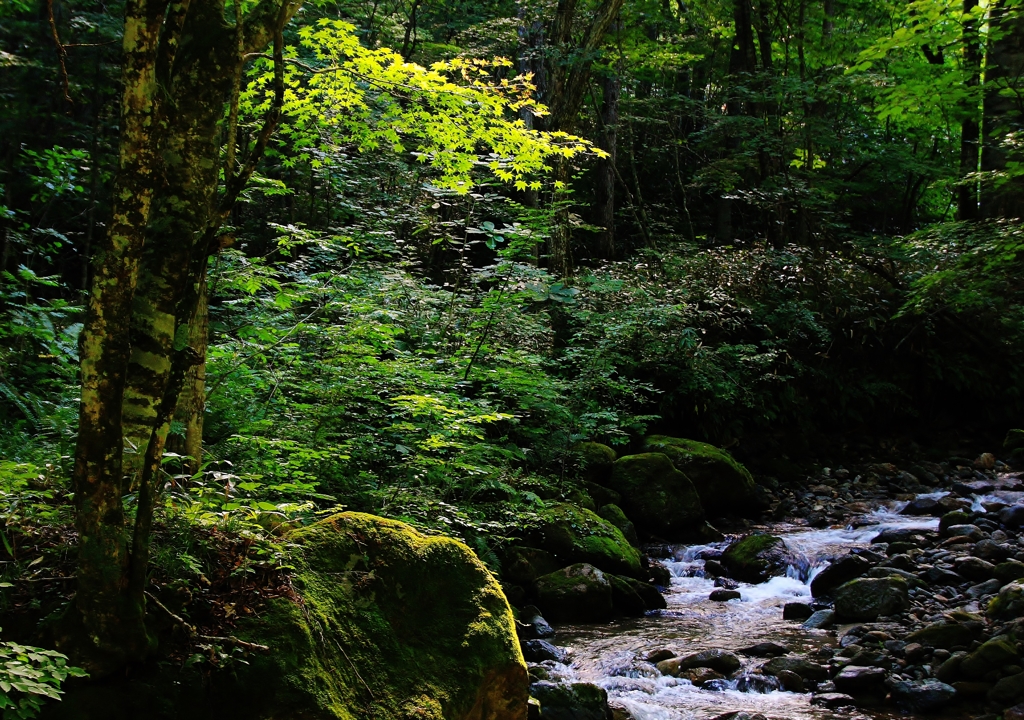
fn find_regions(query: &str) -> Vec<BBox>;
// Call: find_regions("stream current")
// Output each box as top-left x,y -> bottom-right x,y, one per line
541,496 -> 966,720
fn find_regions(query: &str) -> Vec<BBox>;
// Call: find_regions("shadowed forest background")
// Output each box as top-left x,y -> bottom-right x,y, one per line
2,0 -> 1024,712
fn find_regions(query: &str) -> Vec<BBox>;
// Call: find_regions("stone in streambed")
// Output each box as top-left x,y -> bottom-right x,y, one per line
900,497 -> 943,516
810,554 -> 871,598
607,453 -> 705,539
960,635 -> 1019,678
776,669 -> 805,692
783,602 -> 814,620
833,666 -> 887,695
802,609 -> 835,629
906,621 -> 979,649
529,681 -> 610,720
886,679 -> 957,711
721,533 -> 790,583
989,671 -> 1024,706
535,563 -> 614,623
641,436 -> 764,517
954,556 -> 997,581
521,640 -> 568,664
762,656 -> 829,681
657,649 -> 741,676
709,589 -> 741,601
995,560 -> 1024,584
530,503 -> 643,578
833,576 -> 909,621
988,581 -> 1024,619
739,642 -> 789,657
811,693 -> 855,708
608,574 -> 647,617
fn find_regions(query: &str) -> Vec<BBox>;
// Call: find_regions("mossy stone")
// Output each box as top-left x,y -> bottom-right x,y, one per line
502,546 -> 561,586
906,622 -> 979,649
573,442 -> 617,484
597,503 -> 639,547
49,512 -> 527,720
960,635 -> 1019,678
531,502 -> 642,578
834,576 -> 910,621
988,581 -> 1024,619
608,574 -> 647,617
940,511 -> 972,533
721,533 -> 789,583
607,453 -> 705,539
643,436 -> 762,517
535,563 -> 614,623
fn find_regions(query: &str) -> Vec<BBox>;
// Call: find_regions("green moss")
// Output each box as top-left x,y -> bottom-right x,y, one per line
596,503 -> 639,547
607,453 -> 705,539
534,564 -> 613,623
721,533 -> 787,583
643,436 -> 761,517
940,511 -> 972,533
532,503 -> 642,578
235,513 -> 528,720
573,442 -> 617,484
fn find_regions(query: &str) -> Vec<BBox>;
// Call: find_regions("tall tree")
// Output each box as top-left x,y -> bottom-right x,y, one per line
981,0 -> 1024,219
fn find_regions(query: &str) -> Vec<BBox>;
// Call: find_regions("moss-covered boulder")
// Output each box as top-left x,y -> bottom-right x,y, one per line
906,622 -> 980,649
502,546 -> 562,586
574,442 -> 617,484
530,503 -> 642,578
597,503 -> 639,547
48,512 -> 527,720
721,533 -> 791,583
535,563 -> 614,623
834,576 -> 910,621
643,436 -> 763,517
607,453 -> 705,539
960,636 -> 1019,678
988,581 -> 1024,619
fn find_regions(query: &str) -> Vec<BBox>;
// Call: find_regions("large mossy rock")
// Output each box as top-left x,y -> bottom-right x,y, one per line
834,576 -> 910,621
573,442 -> 617,484
530,502 -> 642,578
643,436 -> 762,517
49,513 -> 528,720
721,533 -> 790,583
607,453 -> 705,539
535,563 -> 614,623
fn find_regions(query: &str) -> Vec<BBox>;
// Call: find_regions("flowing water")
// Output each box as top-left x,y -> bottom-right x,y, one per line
541,500 -> 958,720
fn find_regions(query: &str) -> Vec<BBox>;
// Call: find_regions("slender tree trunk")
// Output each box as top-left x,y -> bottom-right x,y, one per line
595,70 -> 620,258
181,273 -> 208,476
981,0 -> 1024,219
959,0 -> 981,220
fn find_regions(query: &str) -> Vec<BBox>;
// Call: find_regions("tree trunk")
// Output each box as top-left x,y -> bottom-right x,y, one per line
61,0 -> 298,675
959,0 -> 981,220
595,70 -> 620,259
981,0 -> 1024,219
181,273 -> 208,476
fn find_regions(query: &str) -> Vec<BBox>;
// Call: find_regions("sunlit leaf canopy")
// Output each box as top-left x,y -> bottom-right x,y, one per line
241,19 -> 601,193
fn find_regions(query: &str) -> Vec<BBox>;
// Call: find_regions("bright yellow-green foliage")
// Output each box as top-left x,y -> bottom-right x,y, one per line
245,20 -> 597,192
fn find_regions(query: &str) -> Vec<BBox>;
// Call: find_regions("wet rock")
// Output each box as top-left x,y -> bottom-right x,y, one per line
989,671 -> 1024,706
528,696 -> 541,720
608,574 -> 647,617
721,533 -> 791,583
710,713 -> 768,720
935,652 -> 967,683
1005,702 -> 1024,720
863,566 -> 925,588
943,524 -> 985,541
954,556 -> 997,581
714,576 -> 739,589
925,566 -> 965,585
886,678 -> 957,711
834,576 -> 909,621
597,504 -> 639,548
685,667 -> 725,687
535,563 -> 614,623
811,692 -> 855,708
735,674 -> 780,693
703,559 -> 725,577
872,527 -> 933,545
517,606 -> 556,640
960,636 -> 1019,678
762,656 -> 829,681
810,554 -> 871,598
709,589 -> 741,601
608,453 -> 705,539
995,560 -> 1024,584
739,642 -> 789,657
967,578 -> 1003,599
802,609 -> 836,629
657,648 -> 741,676
833,665 -> 887,695
522,639 -> 569,664
975,453 -> 997,470
529,681 -> 610,720
1000,505 -> 1024,529
642,436 -> 764,517
903,643 -> 927,663
776,669 -> 805,692
644,649 -> 676,664
987,581 -> 1024,619
901,498 -> 942,516
939,511 -> 973,533
783,602 -> 814,620
906,622 -> 979,649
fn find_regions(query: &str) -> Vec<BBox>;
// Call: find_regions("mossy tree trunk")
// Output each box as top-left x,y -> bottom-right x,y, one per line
981,0 -> 1024,219
64,0 -> 299,675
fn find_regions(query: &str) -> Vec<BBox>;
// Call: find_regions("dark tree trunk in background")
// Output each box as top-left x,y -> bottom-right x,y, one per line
595,70 -> 620,258
982,0 -> 1024,219
959,0 -> 981,220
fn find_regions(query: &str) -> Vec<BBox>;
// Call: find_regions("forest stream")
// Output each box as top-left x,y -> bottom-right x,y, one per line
534,489 -> 1019,720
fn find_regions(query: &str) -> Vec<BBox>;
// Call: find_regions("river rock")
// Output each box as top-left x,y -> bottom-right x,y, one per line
735,674 -> 780,693
995,560 -> 1024,584
1000,505 -> 1024,529
940,511 -> 973,533
535,563 -> 614,623
935,652 -> 967,683
944,523 -> 985,541
906,621 -> 978,649
955,556 -> 997,581
834,576 -> 909,621
967,578 -> 1003,598
1005,703 -> 1024,720
575,442 -> 617,484
960,635 -> 1020,678
521,639 -> 569,664
530,503 -> 643,578
657,649 -> 741,676
810,554 -> 871,597
886,679 -> 957,711
989,671 -> 1024,706
811,693 -> 855,708
739,642 -> 789,657
901,497 -> 942,516
710,589 -> 741,601
721,533 -> 791,583
802,609 -> 836,629
762,656 -> 829,681
783,602 -> 814,620
642,436 -> 764,517
517,606 -> 555,640
529,681 -> 610,720
687,668 -> 725,687
833,665 -> 887,695
988,581 -> 1024,619
597,504 -> 639,548
776,669 -> 805,692
607,453 -> 705,538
